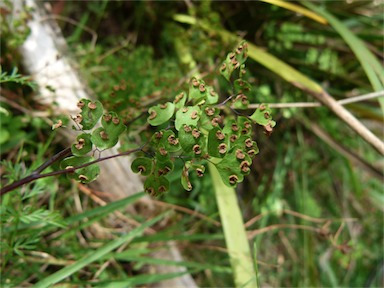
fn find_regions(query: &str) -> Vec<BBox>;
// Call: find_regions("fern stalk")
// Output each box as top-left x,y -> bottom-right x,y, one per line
209,162 -> 257,288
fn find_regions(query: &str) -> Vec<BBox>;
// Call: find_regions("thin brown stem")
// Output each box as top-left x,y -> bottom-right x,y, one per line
0,147 -> 142,197
304,120 -> 383,179
295,84 -> 384,155
246,90 -> 384,109
148,199 -> 222,227
247,224 -> 322,239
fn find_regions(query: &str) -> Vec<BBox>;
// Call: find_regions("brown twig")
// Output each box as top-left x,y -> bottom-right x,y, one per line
244,213 -> 265,228
0,94 -> 50,117
283,209 -> 331,224
305,121 -> 383,179
148,199 -> 222,227
293,84 -> 384,155
247,224 -> 322,239
246,90 -> 384,109
78,184 -> 156,235
244,209 -> 357,229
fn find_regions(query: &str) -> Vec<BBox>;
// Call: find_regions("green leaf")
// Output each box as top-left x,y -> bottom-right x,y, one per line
206,86 -> 219,104
150,130 -> 165,146
173,91 -> 188,109
181,163 -> 192,191
232,94 -> 249,109
147,102 -> 175,126
233,79 -> 252,109
174,106 -> 201,131
234,40 -> 249,65
154,156 -> 174,177
208,127 -> 228,158
219,41 -> 249,81
223,119 -> 240,136
178,125 -> 200,154
190,163 -> 206,178
215,147 -> 251,187
160,130 -> 181,152
60,156 -> 100,183
219,59 -> 232,82
71,133 -> 93,156
89,112 -> 126,149
177,161 -> 206,191
239,136 -> 259,159
144,175 -> 170,196
237,116 -> 253,136
188,77 -> 208,103
155,145 -> 171,163
234,79 -> 252,94
131,157 -> 153,176
249,105 -> 276,129
91,127 -> 119,150
101,112 -> 126,139
199,105 -> 220,131
76,99 -> 103,130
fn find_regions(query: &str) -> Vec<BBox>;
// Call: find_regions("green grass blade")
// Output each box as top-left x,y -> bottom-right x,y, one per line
252,241 -> 261,288
173,14 -> 323,94
134,232 -> 224,243
246,43 -> 323,93
109,255 -> 232,274
94,271 -> 189,288
260,0 -> 327,24
48,192 -> 146,240
303,1 -> 384,108
32,211 -> 169,288
368,189 -> 384,210
208,162 -> 257,288
65,192 -> 146,225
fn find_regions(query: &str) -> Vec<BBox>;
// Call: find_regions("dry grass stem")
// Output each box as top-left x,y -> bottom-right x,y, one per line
147,199 -> 222,227
305,89 -> 384,155
78,184 -> 157,235
307,122 -> 383,179
247,90 -> 384,109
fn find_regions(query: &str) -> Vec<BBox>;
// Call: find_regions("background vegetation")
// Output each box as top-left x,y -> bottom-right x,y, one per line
1,0 -> 383,287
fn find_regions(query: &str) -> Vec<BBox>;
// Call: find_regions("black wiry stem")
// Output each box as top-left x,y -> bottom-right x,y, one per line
0,146 -> 143,197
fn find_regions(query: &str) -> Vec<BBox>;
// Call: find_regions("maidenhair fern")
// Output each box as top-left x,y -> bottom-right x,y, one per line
59,41 -> 276,196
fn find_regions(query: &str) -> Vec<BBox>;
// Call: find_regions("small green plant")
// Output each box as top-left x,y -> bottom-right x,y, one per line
46,41 -> 275,197
0,67 -> 37,90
